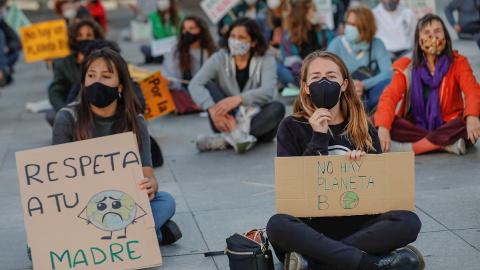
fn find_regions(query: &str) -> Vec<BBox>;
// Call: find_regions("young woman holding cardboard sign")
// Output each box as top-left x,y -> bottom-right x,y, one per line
267,51 -> 424,270
52,48 -> 182,245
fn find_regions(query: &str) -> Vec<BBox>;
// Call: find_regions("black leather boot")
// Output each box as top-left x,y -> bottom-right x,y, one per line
376,245 -> 425,270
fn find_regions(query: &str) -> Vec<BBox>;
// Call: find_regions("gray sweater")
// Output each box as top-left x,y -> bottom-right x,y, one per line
188,48 -> 277,110
444,0 -> 480,28
161,46 -> 209,91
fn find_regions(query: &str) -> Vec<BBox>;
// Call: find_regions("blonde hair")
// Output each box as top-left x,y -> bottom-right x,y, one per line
345,5 -> 376,44
292,51 -> 375,152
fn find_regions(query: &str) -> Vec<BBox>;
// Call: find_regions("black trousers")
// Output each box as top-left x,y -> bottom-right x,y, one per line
266,211 -> 421,270
205,82 -> 286,142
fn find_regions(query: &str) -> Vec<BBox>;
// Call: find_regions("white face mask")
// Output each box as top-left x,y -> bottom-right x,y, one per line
267,0 -> 282,10
244,0 -> 258,6
228,38 -> 251,56
157,0 -> 170,11
63,8 -> 76,19
309,12 -> 320,25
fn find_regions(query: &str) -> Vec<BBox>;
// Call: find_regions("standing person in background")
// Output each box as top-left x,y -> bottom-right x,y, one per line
444,0 -> 480,49
140,0 -> 183,64
373,0 -> 417,60
86,0 -> 107,33
46,18 -> 104,126
0,0 -> 21,90
374,14 -> 480,155
281,0 -> 333,84
220,0 -> 268,39
189,18 -> 285,153
265,0 -> 296,87
327,5 -> 392,112
52,48 -> 182,245
161,16 -> 217,113
267,50 -> 424,270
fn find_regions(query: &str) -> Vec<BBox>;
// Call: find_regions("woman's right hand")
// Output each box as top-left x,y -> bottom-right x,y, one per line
208,106 -> 235,132
309,109 -> 331,133
378,126 -> 391,152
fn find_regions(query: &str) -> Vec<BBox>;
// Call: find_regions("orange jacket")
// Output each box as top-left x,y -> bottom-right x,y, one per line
374,51 -> 480,130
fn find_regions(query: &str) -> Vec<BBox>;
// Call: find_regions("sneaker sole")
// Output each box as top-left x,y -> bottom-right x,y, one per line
160,220 -> 183,245
405,245 -> 425,270
284,252 -> 304,270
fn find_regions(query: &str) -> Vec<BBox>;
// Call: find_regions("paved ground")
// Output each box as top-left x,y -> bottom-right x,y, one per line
1,0 -> 480,269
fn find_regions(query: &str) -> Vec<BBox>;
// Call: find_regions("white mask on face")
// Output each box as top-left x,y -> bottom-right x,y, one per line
267,0 -> 281,10
309,12 -> 320,25
244,0 -> 258,6
63,8 -> 76,19
157,0 -> 170,11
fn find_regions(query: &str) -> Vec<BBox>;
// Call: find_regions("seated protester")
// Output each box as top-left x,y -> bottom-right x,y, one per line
444,0 -> 480,49
327,5 -> 393,112
162,16 -> 217,114
0,14 -> 21,88
280,0 -> 333,85
266,0 -> 296,87
52,48 -> 181,244
373,0 -> 417,60
374,14 -> 480,155
267,50 -> 424,270
189,18 -> 286,153
54,0 -> 92,26
140,0 -> 183,64
86,0 -> 107,33
46,18 -> 104,127
220,0 -> 268,39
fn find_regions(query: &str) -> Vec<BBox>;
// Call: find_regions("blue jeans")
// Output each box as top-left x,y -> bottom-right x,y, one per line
276,61 -> 297,86
0,29 -> 19,73
362,79 -> 391,111
151,191 -> 176,243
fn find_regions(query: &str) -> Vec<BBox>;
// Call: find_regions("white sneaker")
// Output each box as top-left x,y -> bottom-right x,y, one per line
223,129 -> 257,154
389,141 -> 413,152
444,138 -> 466,155
196,134 -> 227,152
284,252 -> 308,270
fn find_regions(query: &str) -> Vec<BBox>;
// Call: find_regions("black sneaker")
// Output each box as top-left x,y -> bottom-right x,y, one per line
160,220 -> 182,245
376,245 -> 425,270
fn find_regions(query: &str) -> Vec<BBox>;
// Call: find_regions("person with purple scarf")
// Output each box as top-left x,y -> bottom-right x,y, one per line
373,14 -> 480,155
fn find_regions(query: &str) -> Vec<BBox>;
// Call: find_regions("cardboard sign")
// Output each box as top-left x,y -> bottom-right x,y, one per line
200,0 -> 241,24
313,0 -> 335,30
6,3 -> 32,35
128,64 -> 153,82
402,0 -> 436,19
15,133 -> 162,270
150,36 -> 178,57
275,152 -> 415,217
20,19 -> 70,63
138,71 -> 176,120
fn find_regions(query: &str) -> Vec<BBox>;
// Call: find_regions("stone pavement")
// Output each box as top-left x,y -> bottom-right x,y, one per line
1,1 -> 480,269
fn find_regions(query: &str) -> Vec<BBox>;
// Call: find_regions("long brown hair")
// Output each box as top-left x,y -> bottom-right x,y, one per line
292,51 -> 375,152
68,18 -> 105,51
345,5 -> 376,44
287,0 -> 319,46
73,48 -> 144,146
159,0 -> 181,27
176,16 -> 217,73
412,14 -> 455,69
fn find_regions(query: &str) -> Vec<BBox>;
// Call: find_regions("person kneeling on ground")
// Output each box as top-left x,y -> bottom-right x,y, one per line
52,48 -> 182,245
267,50 -> 424,270
189,18 -> 285,154
374,14 -> 480,155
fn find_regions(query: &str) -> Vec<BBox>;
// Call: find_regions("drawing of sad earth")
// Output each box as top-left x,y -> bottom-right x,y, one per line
86,190 -> 137,239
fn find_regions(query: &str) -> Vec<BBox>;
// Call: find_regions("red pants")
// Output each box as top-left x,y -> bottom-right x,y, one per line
389,112 -> 468,146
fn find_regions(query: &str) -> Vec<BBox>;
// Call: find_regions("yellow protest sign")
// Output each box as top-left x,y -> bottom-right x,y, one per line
138,71 -> 176,120
20,19 -> 70,63
128,64 -> 153,82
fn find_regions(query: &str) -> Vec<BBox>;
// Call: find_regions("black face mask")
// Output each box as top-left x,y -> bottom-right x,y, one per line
383,0 -> 398,11
308,77 -> 343,109
182,32 -> 201,45
84,82 -> 119,108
